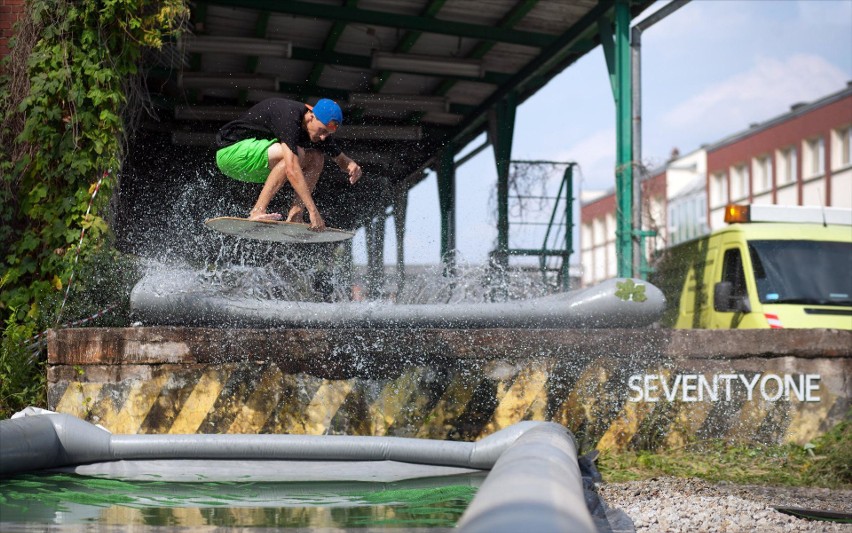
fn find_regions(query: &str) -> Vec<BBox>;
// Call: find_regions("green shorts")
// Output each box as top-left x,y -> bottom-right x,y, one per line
215,138 -> 277,183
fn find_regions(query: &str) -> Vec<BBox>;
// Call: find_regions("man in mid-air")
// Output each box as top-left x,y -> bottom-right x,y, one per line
215,98 -> 362,231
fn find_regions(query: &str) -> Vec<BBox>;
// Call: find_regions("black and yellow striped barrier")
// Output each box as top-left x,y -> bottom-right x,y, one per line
47,328 -> 851,451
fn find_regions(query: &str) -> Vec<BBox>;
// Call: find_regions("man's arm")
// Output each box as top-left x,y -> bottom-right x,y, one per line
334,153 -> 362,185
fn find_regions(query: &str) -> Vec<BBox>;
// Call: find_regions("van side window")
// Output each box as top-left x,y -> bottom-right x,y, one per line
721,249 -> 747,298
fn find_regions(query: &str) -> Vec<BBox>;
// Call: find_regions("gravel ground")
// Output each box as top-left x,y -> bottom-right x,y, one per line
597,477 -> 852,532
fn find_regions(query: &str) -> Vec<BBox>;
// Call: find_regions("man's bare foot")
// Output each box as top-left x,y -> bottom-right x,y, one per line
249,212 -> 283,221
286,206 -> 305,223
308,210 -> 326,231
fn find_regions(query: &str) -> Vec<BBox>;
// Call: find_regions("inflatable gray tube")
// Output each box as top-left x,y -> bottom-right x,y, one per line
1,414 -> 596,532
130,271 -> 665,328
1,414 -> 539,476
456,423 -> 596,533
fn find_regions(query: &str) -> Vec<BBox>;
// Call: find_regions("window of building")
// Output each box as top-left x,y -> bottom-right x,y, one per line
752,155 -> 772,193
777,147 -> 797,185
833,126 -> 852,169
730,164 -> 750,200
710,172 -> 727,207
845,127 -> 852,167
593,217 -> 605,246
804,136 -> 825,178
581,223 -> 593,251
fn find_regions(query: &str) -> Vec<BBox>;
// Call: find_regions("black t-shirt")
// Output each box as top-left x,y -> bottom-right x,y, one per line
216,98 -> 341,158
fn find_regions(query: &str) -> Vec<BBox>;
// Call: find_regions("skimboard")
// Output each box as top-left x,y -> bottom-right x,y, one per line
204,217 -> 355,243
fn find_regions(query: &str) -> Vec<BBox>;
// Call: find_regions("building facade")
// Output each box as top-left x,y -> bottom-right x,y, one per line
706,86 -> 852,229
580,84 -> 852,286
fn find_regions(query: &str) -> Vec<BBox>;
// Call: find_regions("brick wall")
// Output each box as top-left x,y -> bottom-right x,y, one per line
0,0 -> 26,60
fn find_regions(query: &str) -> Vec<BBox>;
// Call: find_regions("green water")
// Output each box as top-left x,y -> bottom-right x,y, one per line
0,473 -> 479,528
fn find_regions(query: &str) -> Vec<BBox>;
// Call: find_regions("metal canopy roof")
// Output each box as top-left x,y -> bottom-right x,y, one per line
145,0 -> 653,222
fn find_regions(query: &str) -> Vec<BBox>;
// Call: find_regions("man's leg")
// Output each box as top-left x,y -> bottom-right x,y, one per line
285,148 -> 324,223
247,143 -> 293,221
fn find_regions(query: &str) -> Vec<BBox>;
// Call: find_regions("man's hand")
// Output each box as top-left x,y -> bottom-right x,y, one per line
308,209 -> 326,231
346,160 -> 362,185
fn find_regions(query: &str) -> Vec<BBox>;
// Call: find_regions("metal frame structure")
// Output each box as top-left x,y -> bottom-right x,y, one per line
137,0 -> 661,286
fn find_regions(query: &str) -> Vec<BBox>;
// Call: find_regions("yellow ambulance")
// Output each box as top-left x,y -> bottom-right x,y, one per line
656,204 -> 852,330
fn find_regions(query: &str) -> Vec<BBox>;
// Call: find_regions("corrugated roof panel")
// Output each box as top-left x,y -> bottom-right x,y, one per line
446,81 -> 496,106
376,72 -> 444,96
266,13 -> 335,50
317,66 -> 372,93
516,0 -> 600,34
407,32 -> 485,59
204,5 -> 258,37
483,43 -> 540,74
200,55 -> 246,74
256,57 -> 313,84
333,25 -> 401,58
437,0 -> 527,29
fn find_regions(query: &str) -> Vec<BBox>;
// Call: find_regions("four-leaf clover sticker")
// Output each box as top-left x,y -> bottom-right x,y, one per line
615,279 -> 648,302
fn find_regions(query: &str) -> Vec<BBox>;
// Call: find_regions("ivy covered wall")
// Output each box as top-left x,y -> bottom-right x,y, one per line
0,0 -> 188,416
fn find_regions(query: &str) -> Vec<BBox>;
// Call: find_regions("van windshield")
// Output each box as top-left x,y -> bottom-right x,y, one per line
748,240 -> 852,306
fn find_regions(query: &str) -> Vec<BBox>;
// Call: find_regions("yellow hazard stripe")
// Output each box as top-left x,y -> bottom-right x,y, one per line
663,399 -> 713,448
101,373 -> 170,434
596,399 -> 658,452
785,391 -> 836,445
227,365 -> 285,434
298,379 -> 354,435
169,368 -> 226,434
55,382 -> 104,420
369,368 -> 421,435
416,371 -> 479,439
482,365 -> 549,436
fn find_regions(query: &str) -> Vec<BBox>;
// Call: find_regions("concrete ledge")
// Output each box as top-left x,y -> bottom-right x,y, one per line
48,327 -> 852,366
46,327 -> 852,450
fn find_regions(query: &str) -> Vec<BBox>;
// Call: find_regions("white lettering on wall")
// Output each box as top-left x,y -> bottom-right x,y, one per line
627,373 -> 822,403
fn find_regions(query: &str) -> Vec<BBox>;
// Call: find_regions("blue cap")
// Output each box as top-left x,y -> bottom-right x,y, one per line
312,98 -> 343,131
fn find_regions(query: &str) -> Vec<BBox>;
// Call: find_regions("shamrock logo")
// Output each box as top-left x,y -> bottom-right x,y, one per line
615,279 -> 647,302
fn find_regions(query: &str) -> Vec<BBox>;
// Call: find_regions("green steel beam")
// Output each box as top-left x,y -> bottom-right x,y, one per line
561,164 -> 574,290
613,0 -> 633,277
597,16 -> 617,98
493,92 -> 517,272
534,163 -> 574,291
437,143 -> 456,269
308,0 -> 359,87
204,0 -> 555,48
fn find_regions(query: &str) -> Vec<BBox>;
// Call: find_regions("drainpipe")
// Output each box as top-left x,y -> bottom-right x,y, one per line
631,0 -> 691,277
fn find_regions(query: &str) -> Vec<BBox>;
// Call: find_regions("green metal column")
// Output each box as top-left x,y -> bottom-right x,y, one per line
493,92 -> 517,272
561,164 -> 574,290
393,186 -> 408,296
365,214 -> 386,300
600,0 -> 634,278
437,143 -> 456,272
614,0 -> 634,278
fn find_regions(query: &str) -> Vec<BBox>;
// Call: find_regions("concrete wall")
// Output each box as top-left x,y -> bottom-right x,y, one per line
47,327 -> 851,452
